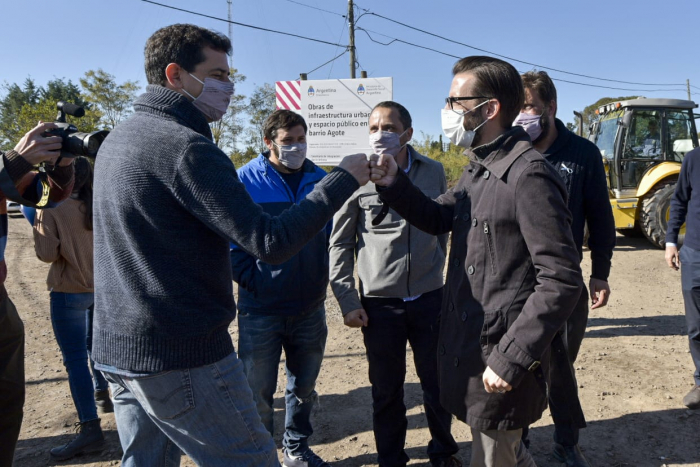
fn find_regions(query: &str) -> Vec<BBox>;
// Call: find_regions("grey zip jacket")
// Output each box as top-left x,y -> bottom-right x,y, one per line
329,146 -> 448,315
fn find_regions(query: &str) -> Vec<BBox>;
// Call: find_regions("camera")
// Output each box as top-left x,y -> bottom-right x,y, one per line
44,101 -> 109,158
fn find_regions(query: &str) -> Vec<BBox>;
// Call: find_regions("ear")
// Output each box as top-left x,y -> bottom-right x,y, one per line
549,100 -> 558,118
263,136 -> 275,153
165,63 -> 184,90
404,127 -> 414,142
485,99 -> 501,121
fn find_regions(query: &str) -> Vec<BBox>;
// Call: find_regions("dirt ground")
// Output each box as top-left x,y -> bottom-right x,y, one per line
7,214 -> 700,467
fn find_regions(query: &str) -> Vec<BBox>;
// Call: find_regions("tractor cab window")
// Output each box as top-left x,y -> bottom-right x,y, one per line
595,114 -> 621,160
667,111 -> 696,161
623,111 -> 663,160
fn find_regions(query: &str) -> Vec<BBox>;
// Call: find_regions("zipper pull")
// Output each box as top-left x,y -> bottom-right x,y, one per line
483,221 -> 489,234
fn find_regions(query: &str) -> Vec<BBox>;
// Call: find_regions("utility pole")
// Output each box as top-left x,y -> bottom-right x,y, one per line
227,0 -> 233,69
688,79 -> 692,101
348,0 -> 356,79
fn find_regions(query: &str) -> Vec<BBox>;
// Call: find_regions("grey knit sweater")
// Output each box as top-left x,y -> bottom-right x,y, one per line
92,85 -> 359,373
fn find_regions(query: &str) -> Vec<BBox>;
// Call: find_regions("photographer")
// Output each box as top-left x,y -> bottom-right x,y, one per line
0,121 -> 75,467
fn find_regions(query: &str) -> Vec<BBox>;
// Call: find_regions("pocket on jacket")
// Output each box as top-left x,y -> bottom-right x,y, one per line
358,194 -> 403,230
479,309 -> 506,358
128,370 -> 195,420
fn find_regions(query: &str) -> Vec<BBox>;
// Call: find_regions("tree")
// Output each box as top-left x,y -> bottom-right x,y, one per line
210,69 -> 247,152
0,77 -> 101,151
572,96 -> 639,137
80,69 -> 139,129
245,83 -> 276,152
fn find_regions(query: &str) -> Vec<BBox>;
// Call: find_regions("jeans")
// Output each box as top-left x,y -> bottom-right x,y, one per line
0,293 -> 24,467
50,291 -> 108,423
237,305 -> 327,456
104,351 -> 279,467
681,246 -> 700,386
361,288 -> 458,466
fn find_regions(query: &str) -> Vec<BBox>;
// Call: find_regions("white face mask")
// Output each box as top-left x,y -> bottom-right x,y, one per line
441,99 -> 490,148
273,142 -> 307,170
369,129 -> 409,157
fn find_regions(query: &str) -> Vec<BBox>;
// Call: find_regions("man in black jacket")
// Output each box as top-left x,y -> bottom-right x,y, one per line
518,71 -> 616,467
370,56 -> 582,467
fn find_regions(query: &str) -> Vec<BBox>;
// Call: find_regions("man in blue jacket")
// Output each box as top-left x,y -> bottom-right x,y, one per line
231,110 -> 331,467
666,147 -> 700,411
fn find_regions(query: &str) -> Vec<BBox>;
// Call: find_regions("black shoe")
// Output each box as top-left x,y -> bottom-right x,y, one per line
683,385 -> 700,409
50,419 -> 105,461
431,455 -> 462,467
94,389 -> 114,414
553,443 -> 591,467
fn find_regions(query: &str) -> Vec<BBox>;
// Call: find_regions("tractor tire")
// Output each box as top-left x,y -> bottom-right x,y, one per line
640,180 -> 682,249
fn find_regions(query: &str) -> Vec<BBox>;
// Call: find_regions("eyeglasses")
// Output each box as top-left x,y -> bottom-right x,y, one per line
445,96 -> 491,114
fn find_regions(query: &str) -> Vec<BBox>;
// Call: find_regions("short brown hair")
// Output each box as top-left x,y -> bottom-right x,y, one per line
452,56 -> 524,127
145,24 -> 232,86
521,70 -> 558,108
263,110 -> 308,142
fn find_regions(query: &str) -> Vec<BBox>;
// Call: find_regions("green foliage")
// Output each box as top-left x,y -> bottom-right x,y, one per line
211,69 -> 247,152
229,146 -> 258,169
0,77 -> 103,151
80,69 -> 139,129
245,83 -> 276,152
574,95 -> 638,137
411,132 -> 467,186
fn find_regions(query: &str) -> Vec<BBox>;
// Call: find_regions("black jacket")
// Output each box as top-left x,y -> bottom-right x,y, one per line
543,119 -> 615,280
378,127 -> 583,430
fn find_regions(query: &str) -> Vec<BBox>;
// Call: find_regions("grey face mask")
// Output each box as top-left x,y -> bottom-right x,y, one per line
273,142 -> 307,170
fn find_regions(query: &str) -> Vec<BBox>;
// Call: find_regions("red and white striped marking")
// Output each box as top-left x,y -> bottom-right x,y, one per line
276,81 -> 301,110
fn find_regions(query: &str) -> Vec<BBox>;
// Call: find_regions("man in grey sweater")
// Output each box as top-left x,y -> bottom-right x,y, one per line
329,101 -> 460,467
92,24 -> 370,467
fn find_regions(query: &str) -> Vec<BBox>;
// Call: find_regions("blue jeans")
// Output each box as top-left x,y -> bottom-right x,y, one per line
237,306 -> 328,456
50,291 -> 108,423
104,351 -> 279,467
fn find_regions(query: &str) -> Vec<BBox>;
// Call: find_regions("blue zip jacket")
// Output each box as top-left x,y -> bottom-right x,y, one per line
231,153 -> 331,316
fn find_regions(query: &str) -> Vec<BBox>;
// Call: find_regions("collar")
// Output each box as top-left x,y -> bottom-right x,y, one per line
134,85 -> 212,140
464,126 -> 532,180
541,119 -> 572,159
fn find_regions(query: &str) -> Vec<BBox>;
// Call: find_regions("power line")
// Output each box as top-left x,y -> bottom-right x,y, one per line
360,9 -> 686,87
283,0 -> 345,17
140,0 -> 347,48
357,28 -> 689,93
306,49 -> 349,75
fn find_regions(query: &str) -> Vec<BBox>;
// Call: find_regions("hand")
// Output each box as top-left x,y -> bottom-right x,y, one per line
666,245 -> 680,271
483,366 -> 512,394
338,153 -> 370,186
343,308 -> 369,328
589,278 -> 610,310
369,153 -> 398,187
13,122 -> 63,165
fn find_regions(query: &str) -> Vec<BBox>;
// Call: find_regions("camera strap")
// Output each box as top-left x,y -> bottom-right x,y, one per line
0,153 -> 52,209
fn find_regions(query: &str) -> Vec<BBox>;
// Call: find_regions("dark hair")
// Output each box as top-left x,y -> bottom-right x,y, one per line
145,24 -> 232,86
263,110 -> 308,142
371,101 -> 412,131
521,70 -> 558,107
73,157 -> 93,231
452,56 -> 524,127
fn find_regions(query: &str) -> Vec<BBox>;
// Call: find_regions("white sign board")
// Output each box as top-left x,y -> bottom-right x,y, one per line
300,78 -> 393,166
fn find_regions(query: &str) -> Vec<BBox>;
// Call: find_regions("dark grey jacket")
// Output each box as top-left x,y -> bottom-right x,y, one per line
378,127 -> 582,430
92,85 -> 359,373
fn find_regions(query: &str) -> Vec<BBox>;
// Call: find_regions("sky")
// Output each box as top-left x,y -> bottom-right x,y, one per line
2,0 -> 700,146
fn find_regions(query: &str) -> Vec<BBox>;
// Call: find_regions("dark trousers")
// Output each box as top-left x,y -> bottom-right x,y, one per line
523,284 -> 588,447
680,246 -> 700,386
0,293 -> 25,467
361,288 -> 458,467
